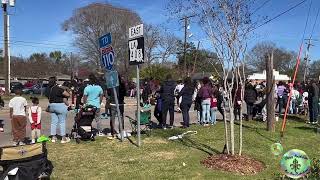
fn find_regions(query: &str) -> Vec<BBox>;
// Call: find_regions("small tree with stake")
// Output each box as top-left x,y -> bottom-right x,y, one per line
169,0 -> 258,155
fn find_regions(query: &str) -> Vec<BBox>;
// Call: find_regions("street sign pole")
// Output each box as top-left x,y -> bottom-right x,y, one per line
99,32 -> 123,141
128,24 -> 144,147
136,65 -> 141,147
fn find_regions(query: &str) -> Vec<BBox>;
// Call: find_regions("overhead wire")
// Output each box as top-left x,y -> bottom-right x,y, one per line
250,0 -> 308,32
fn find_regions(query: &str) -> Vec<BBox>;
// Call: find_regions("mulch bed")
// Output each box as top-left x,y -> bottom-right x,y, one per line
201,154 -> 265,175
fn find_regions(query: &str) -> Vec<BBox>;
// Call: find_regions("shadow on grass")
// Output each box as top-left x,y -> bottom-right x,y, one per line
278,114 -> 307,123
234,122 -> 276,143
178,136 -> 221,155
294,126 -> 319,133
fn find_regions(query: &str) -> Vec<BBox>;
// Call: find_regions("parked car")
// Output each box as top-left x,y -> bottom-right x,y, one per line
23,83 -> 48,95
10,82 -> 24,93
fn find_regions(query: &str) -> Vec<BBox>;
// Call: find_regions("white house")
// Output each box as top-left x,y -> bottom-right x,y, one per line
247,70 -> 291,82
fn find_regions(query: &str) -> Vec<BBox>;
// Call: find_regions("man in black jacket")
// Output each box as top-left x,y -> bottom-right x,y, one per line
307,80 -> 319,124
244,82 -> 258,121
160,74 -> 176,129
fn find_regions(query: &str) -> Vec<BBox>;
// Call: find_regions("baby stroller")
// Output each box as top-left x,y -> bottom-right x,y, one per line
71,105 -> 97,143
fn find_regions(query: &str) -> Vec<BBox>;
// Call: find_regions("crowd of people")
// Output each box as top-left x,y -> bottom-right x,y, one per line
3,71 -> 320,145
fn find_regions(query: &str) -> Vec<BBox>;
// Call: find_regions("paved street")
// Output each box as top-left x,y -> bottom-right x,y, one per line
0,97 -> 222,146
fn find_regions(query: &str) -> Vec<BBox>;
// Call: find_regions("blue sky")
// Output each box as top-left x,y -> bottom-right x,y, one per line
2,0 -> 320,61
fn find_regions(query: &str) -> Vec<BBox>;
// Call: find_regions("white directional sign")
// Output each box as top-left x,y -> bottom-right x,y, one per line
129,24 -> 143,39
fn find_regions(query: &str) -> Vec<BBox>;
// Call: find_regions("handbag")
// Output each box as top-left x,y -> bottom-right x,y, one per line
45,86 -> 55,113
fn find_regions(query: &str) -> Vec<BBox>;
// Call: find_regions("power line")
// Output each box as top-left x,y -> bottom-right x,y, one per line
251,0 -> 308,32
252,0 -> 272,15
310,8 -> 320,39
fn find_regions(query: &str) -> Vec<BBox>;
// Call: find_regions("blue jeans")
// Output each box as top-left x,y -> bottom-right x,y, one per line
50,103 -> 68,136
201,99 -> 211,124
210,107 -> 217,124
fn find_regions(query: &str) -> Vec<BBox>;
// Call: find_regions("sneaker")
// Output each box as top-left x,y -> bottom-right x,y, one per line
61,137 -> 71,144
51,136 -> 57,143
19,142 -> 25,146
13,141 -> 19,146
98,132 -> 105,137
31,139 -> 36,144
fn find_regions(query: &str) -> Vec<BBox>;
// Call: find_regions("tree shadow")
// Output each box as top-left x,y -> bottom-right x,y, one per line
234,122 -> 276,143
178,136 -> 221,155
294,126 -> 318,133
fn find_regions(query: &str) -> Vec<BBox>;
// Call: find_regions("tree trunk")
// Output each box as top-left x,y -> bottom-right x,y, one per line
229,106 -> 235,155
223,99 -> 230,154
266,51 -> 275,132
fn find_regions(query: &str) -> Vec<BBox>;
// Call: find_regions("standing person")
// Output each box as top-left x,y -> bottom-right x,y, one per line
75,79 -> 86,110
179,77 -> 194,128
153,91 -> 163,127
307,80 -> 319,124
277,81 -> 287,114
175,80 -> 184,112
83,74 -> 104,136
216,85 -> 225,121
9,88 -> 28,146
244,81 -> 257,121
142,81 -> 151,104
198,77 -> 213,126
160,74 -> 176,129
105,75 -> 126,138
45,76 -> 70,143
28,97 -> 42,144
290,85 -> 300,114
210,90 -> 218,125
193,81 -> 202,123
118,75 -> 127,130
233,84 -> 242,121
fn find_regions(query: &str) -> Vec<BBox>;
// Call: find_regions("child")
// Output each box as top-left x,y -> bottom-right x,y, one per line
9,88 -> 27,146
28,97 -> 42,144
210,91 -> 218,125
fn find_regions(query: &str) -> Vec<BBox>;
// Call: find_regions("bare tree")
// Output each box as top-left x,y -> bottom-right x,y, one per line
144,24 -> 160,65
169,0 -> 257,155
63,3 -> 141,75
246,42 -> 297,74
158,29 -> 179,63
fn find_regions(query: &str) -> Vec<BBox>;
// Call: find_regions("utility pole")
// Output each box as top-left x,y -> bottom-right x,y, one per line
2,0 -> 14,95
181,15 -> 195,76
192,41 -> 200,74
2,3 -> 9,95
303,38 -> 317,82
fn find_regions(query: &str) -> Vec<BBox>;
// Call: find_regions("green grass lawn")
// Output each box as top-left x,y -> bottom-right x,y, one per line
48,117 -> 320,180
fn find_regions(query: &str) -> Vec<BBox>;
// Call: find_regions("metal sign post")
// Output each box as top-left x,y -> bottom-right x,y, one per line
128,24 -> 144,147
99,33 -> 123,141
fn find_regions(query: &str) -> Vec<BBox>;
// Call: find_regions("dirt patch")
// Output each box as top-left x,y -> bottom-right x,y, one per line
201,154 -> 265,175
